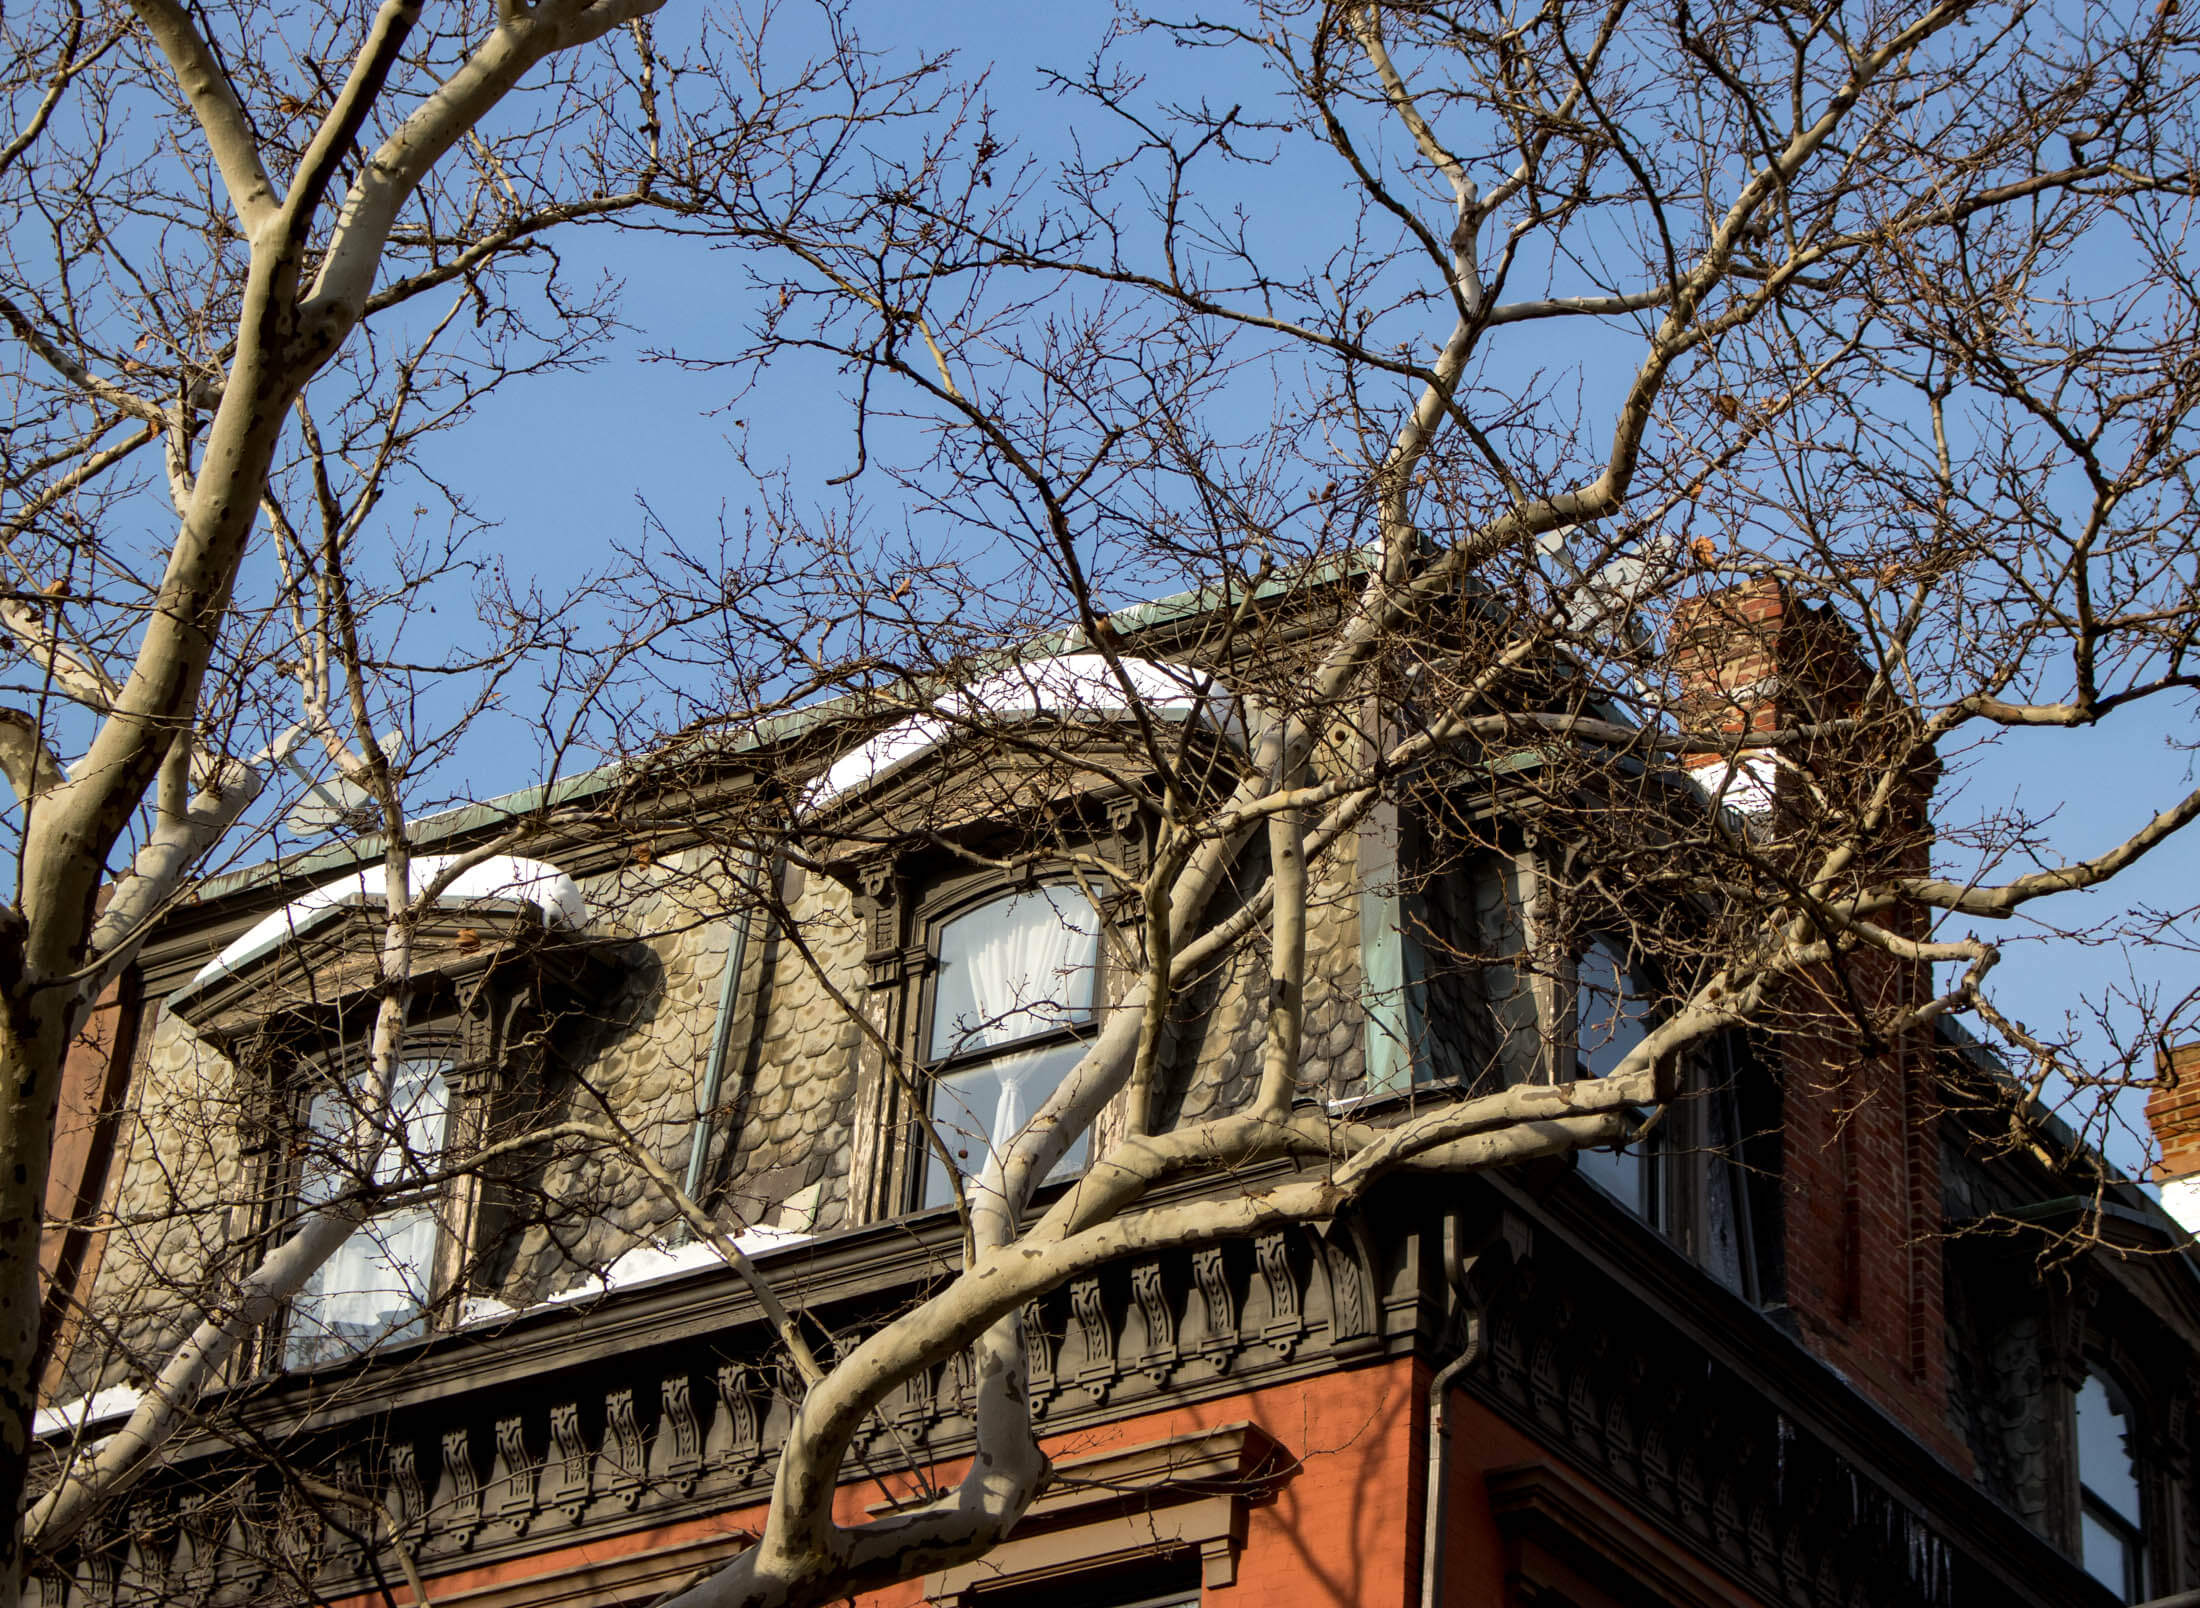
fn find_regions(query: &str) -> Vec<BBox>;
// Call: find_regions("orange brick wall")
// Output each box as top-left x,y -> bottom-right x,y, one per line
340,1362 -> 1428,1608
2149,1041 -> 2200,1178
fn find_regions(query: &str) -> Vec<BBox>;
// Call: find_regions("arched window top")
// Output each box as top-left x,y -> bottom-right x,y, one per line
929,885 -> 1099,1060
2077,1369 -> 2147,1600
299,1055 -> 452,1201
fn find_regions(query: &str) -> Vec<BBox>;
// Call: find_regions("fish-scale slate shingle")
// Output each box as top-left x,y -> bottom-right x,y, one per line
717,871 -> 865,1233
81,763 -> 1384,1393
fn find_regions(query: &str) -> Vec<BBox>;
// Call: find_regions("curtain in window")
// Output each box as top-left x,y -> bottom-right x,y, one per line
287,1058 -> 451,1367
925,1042 -> 1094,1207
931,886 -> 1098,1057
922,888 -> 1099,1207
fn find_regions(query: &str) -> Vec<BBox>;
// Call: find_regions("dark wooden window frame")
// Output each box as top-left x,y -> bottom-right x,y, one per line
165,899 -> 620,1371
857,854 -> 1128,1220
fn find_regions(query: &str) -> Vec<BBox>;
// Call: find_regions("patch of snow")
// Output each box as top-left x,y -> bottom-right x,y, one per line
2162,1176 -> 2200,1239
804,655 -> 1235,813
547,1225 -> 814,1306
728,1223 -> 814,1258
35,1383 -> 143,1439
458,1295 -> 519,1328
1687,753 -> 1778,820
180,853 -> 586,992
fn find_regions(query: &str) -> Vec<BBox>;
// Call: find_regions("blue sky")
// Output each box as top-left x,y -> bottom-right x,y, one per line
375,0 -> 2193,1179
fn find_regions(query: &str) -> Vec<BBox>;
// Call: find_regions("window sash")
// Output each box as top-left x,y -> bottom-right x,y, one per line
928,886 -> 1099,1060
917,886 -> 1102,1210
1575,937 -> 1658,1224
2080,1498 -> 2144,1600
286,1056 -> 453,1367
921,1038 -> 1091,1209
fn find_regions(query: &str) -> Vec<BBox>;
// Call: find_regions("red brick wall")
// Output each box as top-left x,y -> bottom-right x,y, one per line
1671,581 -> 1961,1467
1777,1019 -> 1963,1467
336,1362 -> 1427,1608
37,973 -> 142,1394
2148,1042 -> 2200,1179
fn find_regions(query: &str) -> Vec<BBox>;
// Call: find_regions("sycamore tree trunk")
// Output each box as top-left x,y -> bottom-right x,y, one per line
0,2 -> 674,1595
0,339 -> 299,1581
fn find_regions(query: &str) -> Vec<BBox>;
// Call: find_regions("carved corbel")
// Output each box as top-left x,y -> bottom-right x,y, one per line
1320,1219 -> 1382,1358
1069,1277 -> 1116,1402
174,1493 -> 221,1596
485,1414 -> 537,1535
437,1427 -> 484,1550
705,1364 -> 762,1481
651,1374 -> 704,1496
1130,1261 -> 1178,1387
452,965 -> 548,1099
1106,795 -> 1149,883
859,862 -> 904,988
217,1489 -> 271,1601
888,1365 -> 935,1445
1022,1300 -> 1058,1414
1255,1230 -> 1303,1357
1191,1247 -> 1238,1371
386,1442 -> 427,1538
545,1402 -> 592,1525
595,1388 -> 647,1513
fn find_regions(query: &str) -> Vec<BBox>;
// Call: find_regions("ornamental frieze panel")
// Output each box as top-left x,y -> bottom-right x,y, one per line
1464,1219 -> 1967,1608
33,1204 -> 2057,1608
33,1222 -> 1376,1608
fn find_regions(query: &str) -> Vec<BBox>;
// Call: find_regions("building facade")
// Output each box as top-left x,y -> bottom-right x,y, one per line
26,585 -> 2200,1608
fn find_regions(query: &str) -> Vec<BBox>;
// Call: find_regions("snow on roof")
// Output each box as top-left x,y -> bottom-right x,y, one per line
2163,1177 -> 2200,1240
542,1225 -> 813,1307
804,653 -> 1235,813
180,853 -> 586,993
34,1382 -> 143,1440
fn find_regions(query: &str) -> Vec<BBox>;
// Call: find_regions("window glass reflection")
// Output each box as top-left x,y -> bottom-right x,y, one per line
1575,937 -> 1655,1221
2076,1371 -> 2145,1600
922,887 -> 1099,1208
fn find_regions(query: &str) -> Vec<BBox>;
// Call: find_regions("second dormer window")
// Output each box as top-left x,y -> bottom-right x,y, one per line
920,885 -> 1101,1208
1574,935 -> 1661,1224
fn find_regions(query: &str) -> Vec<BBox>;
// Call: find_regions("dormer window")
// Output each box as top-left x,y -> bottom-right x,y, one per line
1574,935 -> 1660,1223
285,1053 -> 454,1367
920,884 -> 1101,1208
163,854 -> 616,1369
807,653 -> 1235,1225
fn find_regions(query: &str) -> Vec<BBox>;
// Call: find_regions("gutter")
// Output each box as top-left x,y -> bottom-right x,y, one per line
683,851 -> 766,1203
1421,1212 -> 1482,1608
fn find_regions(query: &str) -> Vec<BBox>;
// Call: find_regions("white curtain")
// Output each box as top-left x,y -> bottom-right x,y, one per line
922,888 -> 1099,1206
931,885 -> 1098,1057
288,1207 -> 440,1365
287,1059 -> 450,1367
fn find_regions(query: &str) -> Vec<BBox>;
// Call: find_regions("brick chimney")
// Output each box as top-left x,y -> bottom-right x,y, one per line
1670,578 -> 1872,816
2148,1042 -> 2200,1235
1669,581 -> 1965,1468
